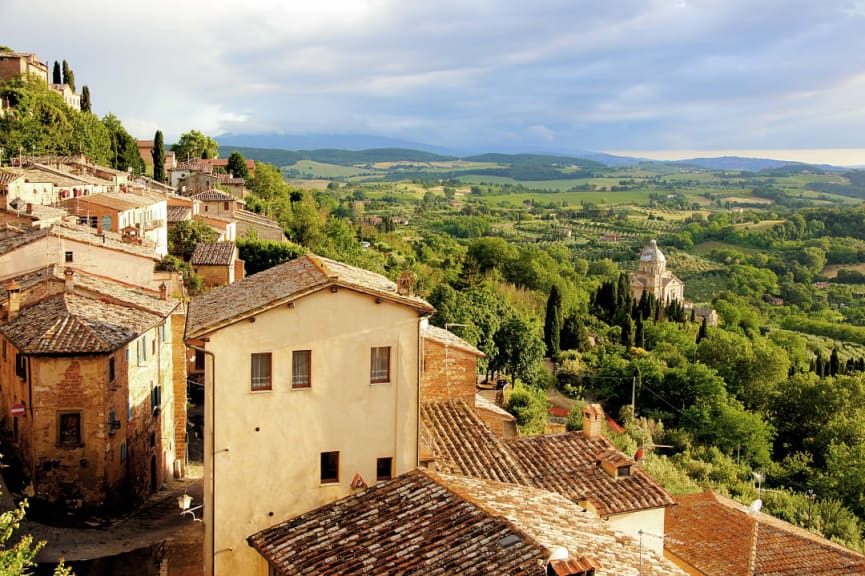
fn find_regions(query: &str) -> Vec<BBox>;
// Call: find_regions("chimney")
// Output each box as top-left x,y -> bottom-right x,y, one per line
7,281 -> 21,321
26,203 -> 32,214
159,282 -> 167,300
397,271 -> 414,297
582,404 -> 604,440
64,268 -> 74,293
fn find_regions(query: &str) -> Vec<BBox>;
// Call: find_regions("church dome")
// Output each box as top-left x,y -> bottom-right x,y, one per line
640,239 -> 666,263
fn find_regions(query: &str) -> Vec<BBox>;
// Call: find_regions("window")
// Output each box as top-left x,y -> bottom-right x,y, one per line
158,323 -> 168,344
137,336 -> 148,365
58,412 -> 82,447
102,215 -> 112,232
223,201 -> 229,210
251,352 -> 272,391
109,357 -> 116,383
320,451 -> 339,484
377,457 -> 393,481
64,251 -> 74,263
370,347 -> 391,383
151,386 -> 162,413
292,350 -> 311,389
152,336 -> 156,356
194,349 -> 205,371
15,353 -> 26,380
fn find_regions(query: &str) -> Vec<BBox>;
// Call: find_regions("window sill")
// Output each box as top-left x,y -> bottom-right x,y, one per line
250,388 -> 273,393
370,381 -> 391,386
319,480 -> 339,486
291,385 -> 311,391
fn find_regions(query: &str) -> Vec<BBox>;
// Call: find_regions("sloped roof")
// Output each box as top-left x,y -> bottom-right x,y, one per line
441,473 -> 686,576
248,470 -> 543,575
232,208 -> 281,230
65,191 -> 154,211
421,400 -> 527,484
248,470 -> 685,576
186,253 -> 433,338
640,239 -> 666,263
424,324 -> 485,357
167,206 -> 190,223
0,266 -> 177,354
1,293 -> 162,354
666,490 -> 865,576
192,189 -> 234,202
474,392 -> 514,420
506,432 -> 675,516
190,242 -> 236,266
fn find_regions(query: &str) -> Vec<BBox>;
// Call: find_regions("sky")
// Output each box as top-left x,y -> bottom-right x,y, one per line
3,0 -> 865,164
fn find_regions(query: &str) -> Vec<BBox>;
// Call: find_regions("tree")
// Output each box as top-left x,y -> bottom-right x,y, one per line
171,129 -> 218,161
492,314 -> 546,385
80,85 -> 91,113
0,485 -> 72,576
103,113 -> 143,173
226,151 -> 250,179
52,61 -> 61,85
544,285 -> 563,358
152,130 -> 165,182
168,218 -> 218,258
61,59 -> 74,92
236,238 -> 305,275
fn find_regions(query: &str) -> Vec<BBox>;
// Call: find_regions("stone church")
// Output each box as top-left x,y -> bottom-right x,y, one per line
629,240 -> 684,303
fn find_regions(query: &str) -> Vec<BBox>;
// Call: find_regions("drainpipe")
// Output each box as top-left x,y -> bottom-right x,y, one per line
188,344 -> 216,576
416,317 -> 427,467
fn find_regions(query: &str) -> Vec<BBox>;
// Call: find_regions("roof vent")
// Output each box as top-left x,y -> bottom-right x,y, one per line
596,448 -> 634,479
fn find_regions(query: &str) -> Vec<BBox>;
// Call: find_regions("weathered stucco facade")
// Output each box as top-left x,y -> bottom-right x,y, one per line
186,255 -> 433,576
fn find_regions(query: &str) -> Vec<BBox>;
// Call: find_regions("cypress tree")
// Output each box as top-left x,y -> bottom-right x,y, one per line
80,85 -> 91,113
696,317 -> 708,343
61,60 -> 75,91
544,285 -> 563,358
52,61 -> 61,84
152,130 -> 165,183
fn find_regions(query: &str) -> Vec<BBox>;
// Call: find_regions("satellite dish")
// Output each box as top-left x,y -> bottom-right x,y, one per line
748,499 -> 763,516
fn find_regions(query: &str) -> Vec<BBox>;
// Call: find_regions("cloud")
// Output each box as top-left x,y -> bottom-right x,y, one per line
2,0 -> 864,151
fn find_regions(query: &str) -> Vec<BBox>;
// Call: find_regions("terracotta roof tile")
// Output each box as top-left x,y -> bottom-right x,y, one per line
232,208 -> 282,230
192,189 -> 234,202
248,470 -> 543,575
424,324 -> 485,356
666,490 -> 865,576
248,470 -> 685,576
421,400 -> 527,484
185,253 -> 433,338
167,206 -> 190,222
506,432 -> 675,516
190,242 -> 236,266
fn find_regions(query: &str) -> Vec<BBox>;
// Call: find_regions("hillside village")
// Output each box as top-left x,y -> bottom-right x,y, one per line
1,49 -> 865,576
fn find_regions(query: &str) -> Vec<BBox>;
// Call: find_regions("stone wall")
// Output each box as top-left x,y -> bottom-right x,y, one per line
421,340 -> 477,403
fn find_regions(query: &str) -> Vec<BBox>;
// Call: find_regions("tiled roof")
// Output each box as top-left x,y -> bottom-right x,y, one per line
424,324 -> 485,356
186,253 -> 433,338
1,293 -> 162,354
0,226 -> 51,255
248,470 -> 684,576
192,189 -> 234,202
474,392 -> 514,420
506,432 -> 675,516
167,206 -> 190,222
666,490 -> 865,576
51,221 -> 160,260
190,242 -> 236,266
0,169 -> 25,186
232,208 -> 281,230
248,470 -> 550,576
421,400 -> 527,484
440,473 -> 687,576
65,191 -> 154,211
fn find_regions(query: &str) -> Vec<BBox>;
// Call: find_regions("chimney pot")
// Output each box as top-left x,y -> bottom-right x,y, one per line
582,404 -> 604,440
7,280 -> 21,321
159,282 -> 167,300
397,271 -> 414,297
64,268 -> 74,293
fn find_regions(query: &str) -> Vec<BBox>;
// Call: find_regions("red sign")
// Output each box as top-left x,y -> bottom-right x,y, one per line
10,403 -> 25,418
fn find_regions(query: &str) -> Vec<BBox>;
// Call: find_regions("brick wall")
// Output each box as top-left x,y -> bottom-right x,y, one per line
194,264 -> 231,288
171,309 -> 188,475
421,340 -> 477,403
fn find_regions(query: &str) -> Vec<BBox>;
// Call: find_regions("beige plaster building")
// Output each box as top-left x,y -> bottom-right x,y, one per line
185,254 -> 434,576
0,267 -> 179,512
629,239 -> 684,304
0,51 -> 49,83
0,221 -> 161,289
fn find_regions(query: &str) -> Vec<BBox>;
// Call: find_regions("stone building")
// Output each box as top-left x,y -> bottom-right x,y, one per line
190,241 -> 244,288
629,239 -> 684,303
0,267 -> 179,512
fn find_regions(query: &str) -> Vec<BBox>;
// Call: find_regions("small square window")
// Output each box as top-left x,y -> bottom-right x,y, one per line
58,412 -> 82,447
64,251 -> 73,263
371,347 -> 390,383
292,350 -> 311,389
376,457 -> 393,481
320,451 -> 339,484
251,352 -> 272,391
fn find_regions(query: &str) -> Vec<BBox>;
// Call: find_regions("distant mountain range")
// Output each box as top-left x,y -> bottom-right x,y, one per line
215,133 -> 851,172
